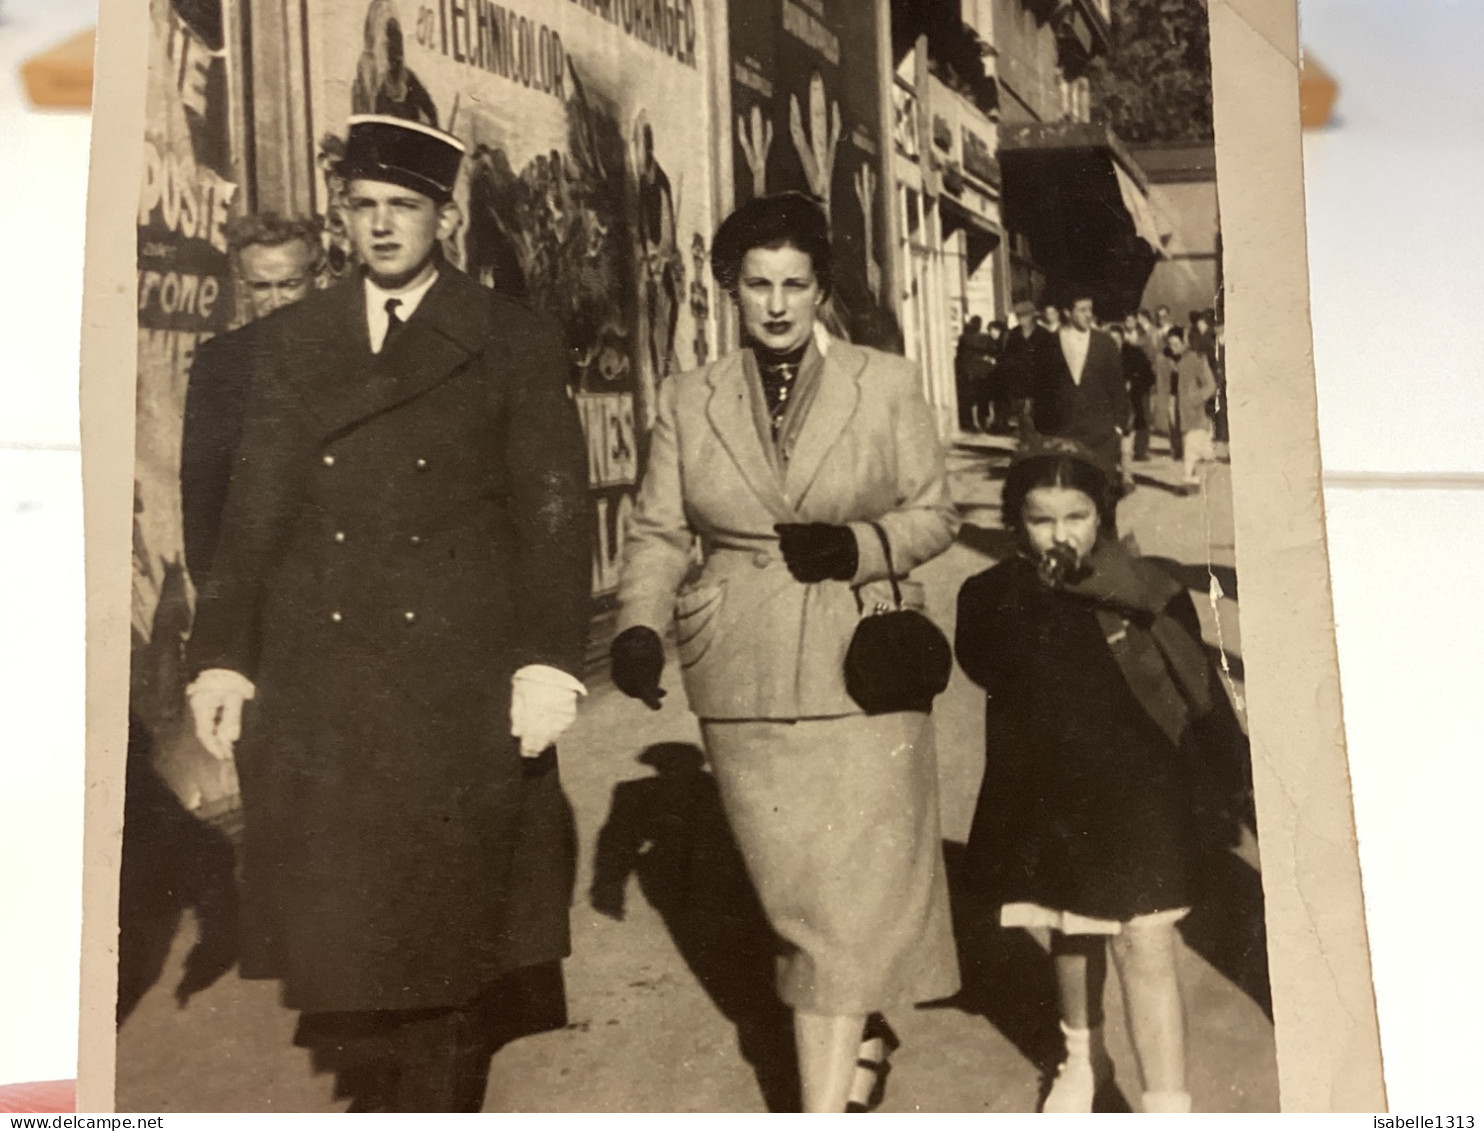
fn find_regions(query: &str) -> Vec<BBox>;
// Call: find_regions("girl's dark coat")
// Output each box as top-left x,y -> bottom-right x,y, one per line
955,556 -> 1238,922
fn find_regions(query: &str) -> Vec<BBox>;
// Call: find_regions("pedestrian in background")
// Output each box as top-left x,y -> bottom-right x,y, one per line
955,439 -> 1219,1115
999,300 -> 1043,439
1030,290 -> 1129,483
180,213 -> 324,583
955,315 -> 993,433
610,191 -> 960,1113
1167,327 -> 1218,494
1110,323 -> 1155,463
984,319 -> 1010,433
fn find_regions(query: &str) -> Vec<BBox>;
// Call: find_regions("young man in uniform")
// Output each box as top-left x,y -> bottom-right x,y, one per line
185,116 -> 591,1111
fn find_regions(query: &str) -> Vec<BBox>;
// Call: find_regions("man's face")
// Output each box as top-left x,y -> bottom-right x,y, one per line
238,241 -> 316,320
1068,299 -> 1095,332
1168,335 -> 1186,357
345,180 -> 458,289
1156,306 -> 1171,327
1041,305 -> 1061,330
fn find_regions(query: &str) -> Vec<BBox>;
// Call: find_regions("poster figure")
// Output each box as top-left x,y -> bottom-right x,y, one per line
351,0 -> 438,126
632,116 -> 682,434
789,72 -> 841,217
737,103 -> 773,199
688,231 -> 710,366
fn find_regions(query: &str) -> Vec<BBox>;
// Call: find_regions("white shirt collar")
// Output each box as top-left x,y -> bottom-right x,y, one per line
365,269 -> 439,353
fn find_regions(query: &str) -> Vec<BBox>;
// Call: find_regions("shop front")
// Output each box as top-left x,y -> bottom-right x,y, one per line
998,118 -> 1174,317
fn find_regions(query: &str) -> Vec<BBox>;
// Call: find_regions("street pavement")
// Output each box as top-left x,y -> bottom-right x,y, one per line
115,434 -> 1277,1113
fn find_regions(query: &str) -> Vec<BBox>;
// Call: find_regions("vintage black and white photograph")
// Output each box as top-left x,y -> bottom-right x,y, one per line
91,0 -> 1365,1112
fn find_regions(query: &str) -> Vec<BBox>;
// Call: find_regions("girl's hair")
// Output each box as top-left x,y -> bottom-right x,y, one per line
1001,454 -> 1114,536
710,191 -> 834,300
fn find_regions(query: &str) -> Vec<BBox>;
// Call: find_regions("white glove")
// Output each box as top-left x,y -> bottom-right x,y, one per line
186,668 -> 256,761
510,664 -> 586,758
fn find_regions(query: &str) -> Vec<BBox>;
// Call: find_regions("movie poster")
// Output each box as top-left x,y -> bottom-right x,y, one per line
729,0 -> 894,349
132,0 -> 240,809
304,0 -> 719,597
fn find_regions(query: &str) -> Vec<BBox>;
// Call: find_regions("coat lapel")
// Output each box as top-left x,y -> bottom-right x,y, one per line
311,269 -> 493,438
704,352 -> 795,521
783,340 -> 863,508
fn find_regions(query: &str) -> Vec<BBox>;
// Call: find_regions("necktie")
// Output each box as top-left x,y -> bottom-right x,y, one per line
383,297 -> 405,350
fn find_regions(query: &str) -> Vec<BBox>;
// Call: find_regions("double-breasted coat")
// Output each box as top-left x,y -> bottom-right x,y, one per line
186,268 -> 590,1015
615,337 -> 959,718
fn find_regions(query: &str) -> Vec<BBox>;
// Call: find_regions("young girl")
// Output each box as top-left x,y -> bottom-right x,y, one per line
955,439 -> 1222,1114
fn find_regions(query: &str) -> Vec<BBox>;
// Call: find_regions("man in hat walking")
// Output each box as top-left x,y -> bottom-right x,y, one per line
184,115 -> 590,1111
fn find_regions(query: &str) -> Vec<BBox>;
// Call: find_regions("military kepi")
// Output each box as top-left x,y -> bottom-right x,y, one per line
339,114 -> 466,204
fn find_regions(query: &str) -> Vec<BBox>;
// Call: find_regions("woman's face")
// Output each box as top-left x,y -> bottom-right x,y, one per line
736,242 -> 823,355
1022,486 -> 1100,565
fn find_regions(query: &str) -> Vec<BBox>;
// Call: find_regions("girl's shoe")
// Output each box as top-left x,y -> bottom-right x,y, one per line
1039,1022 -> 1114,1114
1040,1055 -> 1114,1113
845,1014 -> 900,1112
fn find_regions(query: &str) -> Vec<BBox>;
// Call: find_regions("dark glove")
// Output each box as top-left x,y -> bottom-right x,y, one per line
774,523 -> 859,583
610,626 -> 666,710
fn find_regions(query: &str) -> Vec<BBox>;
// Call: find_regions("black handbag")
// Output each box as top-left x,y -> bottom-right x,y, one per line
844,522 -> 953,715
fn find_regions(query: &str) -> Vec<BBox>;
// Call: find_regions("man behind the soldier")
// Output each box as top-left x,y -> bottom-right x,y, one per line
185,115 -> 591,1112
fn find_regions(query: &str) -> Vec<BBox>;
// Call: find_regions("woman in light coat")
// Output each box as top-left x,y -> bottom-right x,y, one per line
610,193 -> 960,1112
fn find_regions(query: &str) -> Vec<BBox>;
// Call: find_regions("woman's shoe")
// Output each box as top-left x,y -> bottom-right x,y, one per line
845,1014 -> 900,1112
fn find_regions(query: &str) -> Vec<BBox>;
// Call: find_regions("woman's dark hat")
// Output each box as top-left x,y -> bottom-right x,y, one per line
710,191 -> 832,295
337,115 -> 467,204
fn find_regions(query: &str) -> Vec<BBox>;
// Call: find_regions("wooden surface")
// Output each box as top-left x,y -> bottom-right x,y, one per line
19,27 -> 95,110
1300,52 -> 1340,129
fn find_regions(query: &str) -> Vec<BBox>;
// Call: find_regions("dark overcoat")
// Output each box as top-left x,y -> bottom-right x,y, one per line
186,268 -> 590,1014
954,557 -> 1201,921
181,316 -> 267,581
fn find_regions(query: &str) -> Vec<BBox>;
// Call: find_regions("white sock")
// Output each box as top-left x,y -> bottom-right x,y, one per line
1060,1020 -> 1092,1064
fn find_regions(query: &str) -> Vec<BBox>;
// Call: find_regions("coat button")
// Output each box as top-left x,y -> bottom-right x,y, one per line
333,531 -> 346,543
322,453 -> 336,467
415,458 -> 429,471
403,610 -> 417,624
330,611 -> 343,624
753,551 -> 770,568
409,534 -> 424,546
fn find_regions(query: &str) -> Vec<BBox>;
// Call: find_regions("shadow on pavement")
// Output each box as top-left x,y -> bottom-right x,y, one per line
117,712 -> 240,1025
927,841 -> 1135,1112
590,744 -> 798,1112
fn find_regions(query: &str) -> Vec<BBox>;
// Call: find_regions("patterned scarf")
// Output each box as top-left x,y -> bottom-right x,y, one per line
755,342 -> 809,440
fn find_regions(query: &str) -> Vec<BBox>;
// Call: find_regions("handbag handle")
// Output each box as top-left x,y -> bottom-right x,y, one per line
868,521 -> 903,610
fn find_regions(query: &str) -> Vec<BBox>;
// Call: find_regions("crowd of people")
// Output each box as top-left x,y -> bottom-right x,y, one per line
172,115 -> 1246,1114
955,299 -> 1228,495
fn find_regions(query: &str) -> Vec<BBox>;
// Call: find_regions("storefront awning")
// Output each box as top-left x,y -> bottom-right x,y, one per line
1113,162 -> 1174,254
998,120 -> 1169,316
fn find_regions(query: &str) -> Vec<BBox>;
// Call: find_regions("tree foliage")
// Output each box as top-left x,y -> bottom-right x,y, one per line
1088,0 -> 1214,144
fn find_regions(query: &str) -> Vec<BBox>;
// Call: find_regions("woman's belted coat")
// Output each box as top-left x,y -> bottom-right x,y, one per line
616,336 -> 959,717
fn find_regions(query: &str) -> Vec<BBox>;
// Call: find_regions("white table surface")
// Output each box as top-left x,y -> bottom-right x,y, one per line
1,0 -> 1479,1109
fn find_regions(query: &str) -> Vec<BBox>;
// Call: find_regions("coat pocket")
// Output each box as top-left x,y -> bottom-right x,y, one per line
674,580 -> 726,669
